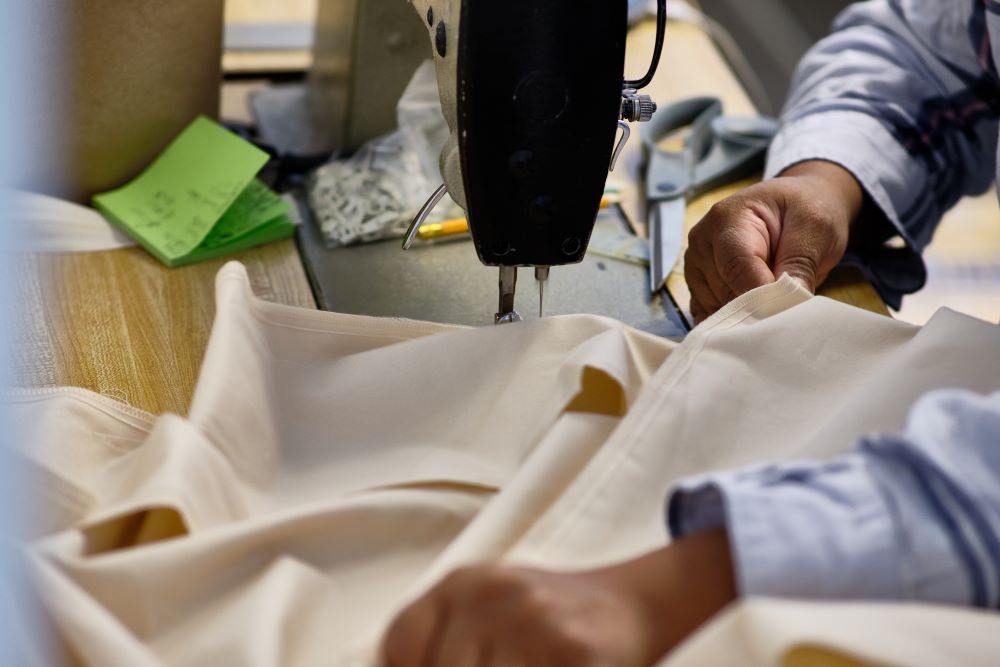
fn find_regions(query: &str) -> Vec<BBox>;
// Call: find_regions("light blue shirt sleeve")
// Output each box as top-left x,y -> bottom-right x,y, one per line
667,389 -> 1000,608
764,0 -> 1000,308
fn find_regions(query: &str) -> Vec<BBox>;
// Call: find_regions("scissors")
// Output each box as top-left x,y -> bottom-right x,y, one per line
642,97 -> 778,293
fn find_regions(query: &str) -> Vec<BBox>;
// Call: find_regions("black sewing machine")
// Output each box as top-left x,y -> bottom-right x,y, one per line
406,0 -> 666,322
295,0 -> 684,336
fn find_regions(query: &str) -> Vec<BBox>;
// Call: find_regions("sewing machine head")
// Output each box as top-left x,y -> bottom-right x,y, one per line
408,0 -> 665,322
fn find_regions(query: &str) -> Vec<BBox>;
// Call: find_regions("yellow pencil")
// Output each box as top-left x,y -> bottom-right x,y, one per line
415,194 -> 620,241
415,217 -> 471,241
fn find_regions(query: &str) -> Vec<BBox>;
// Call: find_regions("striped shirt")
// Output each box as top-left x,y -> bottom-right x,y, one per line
764,0 -> 1000,309
670,390 -> 1000,608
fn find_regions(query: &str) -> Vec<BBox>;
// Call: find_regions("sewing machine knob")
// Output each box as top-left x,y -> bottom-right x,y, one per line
636,96 -> 657,122
621,90 -> 657,123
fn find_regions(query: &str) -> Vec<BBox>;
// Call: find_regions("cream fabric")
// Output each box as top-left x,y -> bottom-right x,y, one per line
667,599 -> 1000,667
12,191 -> 136,252
10,262 -> 1000,666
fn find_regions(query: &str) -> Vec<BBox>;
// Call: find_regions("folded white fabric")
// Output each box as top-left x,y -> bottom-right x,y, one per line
10,262 -> 1000,666
11,191 -> 135,252
666,598 -> 1000,667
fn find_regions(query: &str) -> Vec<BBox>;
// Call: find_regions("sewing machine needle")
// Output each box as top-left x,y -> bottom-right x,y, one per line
534,266 -> 550,318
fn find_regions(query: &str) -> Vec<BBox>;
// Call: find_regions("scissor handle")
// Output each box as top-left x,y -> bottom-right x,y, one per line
689,115 -> 778,198
641,96 -> 722,150
641,96 -> 778,199
640,96 -> 722,197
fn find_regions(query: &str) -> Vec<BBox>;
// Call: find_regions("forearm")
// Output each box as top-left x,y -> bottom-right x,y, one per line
776,159 -> 907,264
380,529 -> 737,667
777,160 -> 864,230
594,529 -> 737,662
668,390 -> 1000,608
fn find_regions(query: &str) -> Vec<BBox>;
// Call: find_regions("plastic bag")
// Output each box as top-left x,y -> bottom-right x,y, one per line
308,61 -> 460,248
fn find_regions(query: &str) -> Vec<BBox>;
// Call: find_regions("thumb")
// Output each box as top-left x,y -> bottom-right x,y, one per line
713,221 -> 776,297
772,258 -> 819,293
719,254 -> 775,297
771,226 -> 830,294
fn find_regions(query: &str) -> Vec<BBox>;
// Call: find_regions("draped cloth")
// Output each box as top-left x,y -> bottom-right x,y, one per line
11,262 -> 1000,666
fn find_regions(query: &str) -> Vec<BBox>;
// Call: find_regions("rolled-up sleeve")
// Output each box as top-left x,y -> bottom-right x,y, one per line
667,390 -> 1000,608
765,0 -> 1000,308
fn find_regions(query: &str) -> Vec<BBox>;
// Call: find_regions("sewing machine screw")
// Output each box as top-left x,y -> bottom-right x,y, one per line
561,237 -> 581,256
508,150 -> 537,179
529,195 -> 556,225
492,240 -> 511,256
435,21 -> 447,57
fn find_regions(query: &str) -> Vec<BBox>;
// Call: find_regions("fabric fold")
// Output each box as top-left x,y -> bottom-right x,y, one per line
11,263 -> 1000,666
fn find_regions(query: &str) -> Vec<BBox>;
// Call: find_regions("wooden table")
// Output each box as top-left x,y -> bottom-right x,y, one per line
13,15 -> 887,418
13,242 -> 314,416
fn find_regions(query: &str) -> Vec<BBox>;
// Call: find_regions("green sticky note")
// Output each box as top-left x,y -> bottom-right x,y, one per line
92,116 -> 295,267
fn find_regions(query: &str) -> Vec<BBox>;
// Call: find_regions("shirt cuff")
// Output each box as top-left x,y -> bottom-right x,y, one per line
666,455 -> 902,601
765,111 -> 928,308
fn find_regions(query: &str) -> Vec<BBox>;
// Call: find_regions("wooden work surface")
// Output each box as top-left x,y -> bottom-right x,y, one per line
14,15 -> 886,418
13,241 -> 314,416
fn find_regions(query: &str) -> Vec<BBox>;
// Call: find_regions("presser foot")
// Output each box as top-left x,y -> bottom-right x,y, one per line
495,266 -> 521,324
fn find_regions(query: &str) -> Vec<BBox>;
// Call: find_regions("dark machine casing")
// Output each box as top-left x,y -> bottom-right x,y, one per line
457,0 -> 628,267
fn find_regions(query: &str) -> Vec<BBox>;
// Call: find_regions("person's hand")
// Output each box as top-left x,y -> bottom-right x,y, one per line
380,565 -> 656,667
684,160 -> 863,323
379,529 -> 736,667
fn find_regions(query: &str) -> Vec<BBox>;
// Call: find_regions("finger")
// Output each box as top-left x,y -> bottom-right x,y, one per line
488,640 -> 524,667
689,296 -> 708,325
691,266 -> 726,320
683,240 -> 732,307
713,224 -> 775,297
684,242 -> 718,311
425,567 -> 491,667
771,216 -> 841,293
429,608 -> 481,667
716,252 -> 775,297
684,260 -> 723,316
415,568 -> 487,667
380,596 -> 441,667
699,260 -> 735,307
772,237 -> 825,293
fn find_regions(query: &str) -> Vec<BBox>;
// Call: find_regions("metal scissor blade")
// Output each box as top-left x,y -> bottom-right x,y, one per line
648,198 -> 686,293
